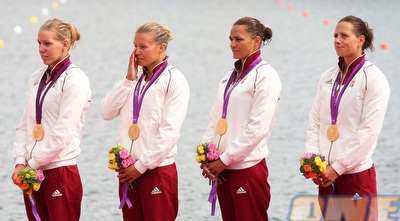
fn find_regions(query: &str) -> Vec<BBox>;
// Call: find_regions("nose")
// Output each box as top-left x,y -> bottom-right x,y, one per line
39,44 -> 45,52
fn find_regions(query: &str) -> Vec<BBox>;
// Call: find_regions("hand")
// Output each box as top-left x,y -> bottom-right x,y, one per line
317,165 -> 339,187
117,164 -> 141,185
11,164 -> 26,185
126,50 -> 138,81
200,159 -> 227,181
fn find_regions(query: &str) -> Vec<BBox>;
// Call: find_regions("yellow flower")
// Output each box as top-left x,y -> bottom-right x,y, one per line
319,160 -> 328,172
200,154 -> 206,162
109,153 -> 116,161
197,145 -> 204,155
195,155 -> 202,163
108,162 -> 119,170
314,156 -> 322,166
33,183 -> 41,191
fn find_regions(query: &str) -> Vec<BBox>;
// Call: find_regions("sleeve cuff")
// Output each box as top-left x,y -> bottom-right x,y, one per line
123,77 -> 135,86
331,161 -> 346,176
134,160 -> 147,174
220,153 -> 233,167
15,157 -> 27,167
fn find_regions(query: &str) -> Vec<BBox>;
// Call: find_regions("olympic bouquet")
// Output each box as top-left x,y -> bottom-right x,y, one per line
107,145 -> 136,209
300,153 -> 328,179
195,142 -> 225,216
108,145 -> 135,171
16,169 -> 45,194
195,142 -> 221,164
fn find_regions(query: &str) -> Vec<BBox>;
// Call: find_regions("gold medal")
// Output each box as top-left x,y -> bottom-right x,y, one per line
33,124 -> 45,141
128,123 -> 140,140
327,124 -> 339,142
217,118 -> 228,135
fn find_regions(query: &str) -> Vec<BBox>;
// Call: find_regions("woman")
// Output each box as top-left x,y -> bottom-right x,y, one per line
101,22 -> 190,221
200,17 -> 281,220
11,18 -> 91,221
305,15 -> 390,220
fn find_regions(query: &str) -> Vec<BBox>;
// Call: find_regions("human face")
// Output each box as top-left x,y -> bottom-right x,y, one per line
133,32 -> 165,72
37,30 -> 68,69
229,25 -> 260,61
334,21 -> 365,65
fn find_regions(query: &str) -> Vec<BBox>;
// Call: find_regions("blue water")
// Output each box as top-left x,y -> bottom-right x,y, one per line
1,0 -> 399,220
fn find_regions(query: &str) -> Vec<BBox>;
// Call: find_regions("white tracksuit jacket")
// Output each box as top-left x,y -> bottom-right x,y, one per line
306,56 -> 390,175
202,53 -> 282,170
101,63 -> 190,174
13,62 -> 91,170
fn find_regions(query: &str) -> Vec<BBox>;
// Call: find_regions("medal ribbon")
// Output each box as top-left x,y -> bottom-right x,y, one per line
119,182 -> 133,209
208,179 -> 218,216
28,194 -> 41,221
330,58 -> 365,124
221,56 -> 262,119
35,59 -> 71,124
132,60 -> 168,124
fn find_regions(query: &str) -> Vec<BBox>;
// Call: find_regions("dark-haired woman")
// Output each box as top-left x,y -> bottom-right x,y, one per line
200,17 -> 281,220
305,15 -> 390,219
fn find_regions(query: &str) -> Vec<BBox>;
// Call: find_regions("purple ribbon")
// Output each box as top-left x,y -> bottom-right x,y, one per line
119,182 -> 133,209
208,180 -> 218,216
132,60 -> 168,124
330,58 -> 366,124
36,59 -> 71,124
221,56 -> 262,119
28,194 -> 41,221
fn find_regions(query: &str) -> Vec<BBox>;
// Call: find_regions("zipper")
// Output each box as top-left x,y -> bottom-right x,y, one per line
30,141 -> 37,159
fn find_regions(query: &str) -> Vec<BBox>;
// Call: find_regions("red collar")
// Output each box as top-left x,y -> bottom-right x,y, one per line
234,50 -> 261,74
338,54 -> 366,84
47,56 -> 71,83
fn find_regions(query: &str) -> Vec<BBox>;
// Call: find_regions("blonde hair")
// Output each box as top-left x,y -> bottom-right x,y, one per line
40,18 -> 81,50
136,22 -> 173,47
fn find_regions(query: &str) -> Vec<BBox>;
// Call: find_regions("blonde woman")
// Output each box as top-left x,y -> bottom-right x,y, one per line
101,22 -> 190,220
12,18 -> 91,221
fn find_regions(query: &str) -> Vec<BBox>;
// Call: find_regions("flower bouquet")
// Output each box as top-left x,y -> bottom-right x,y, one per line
16,169 -> 45,221
107,145 -> 136,209
16,169 -> 45,194
195,142 -> 224,216
195,142 -> 221,163
300,153 -> 328,179
108,145 -> 135,171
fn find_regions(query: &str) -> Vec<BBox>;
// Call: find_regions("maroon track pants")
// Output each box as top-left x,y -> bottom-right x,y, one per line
23,165 -> 82,221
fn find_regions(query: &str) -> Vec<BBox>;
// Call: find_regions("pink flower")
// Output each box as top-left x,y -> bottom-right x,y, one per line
207,152 -> 215,161
303,152 -> 313,159
121,159 -> 131,168
37,169 -> 45,182
119,150 -> 129,159
208,143 -> 217,152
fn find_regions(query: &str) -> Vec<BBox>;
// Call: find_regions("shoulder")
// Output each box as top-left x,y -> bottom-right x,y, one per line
165,65 -> 188,82
254,61 -> 280,81
319,66 -> 338,82
63,64 -> 90,87
362,61 -> 385,77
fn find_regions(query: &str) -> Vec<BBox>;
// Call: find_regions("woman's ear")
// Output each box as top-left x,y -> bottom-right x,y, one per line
254,36 -> 262,49
159,43 -> 167,52
62,39 -> 70,51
